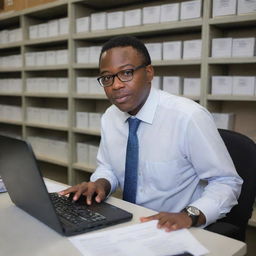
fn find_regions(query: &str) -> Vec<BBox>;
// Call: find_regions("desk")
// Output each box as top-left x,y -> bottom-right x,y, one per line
0,179 -> 246,256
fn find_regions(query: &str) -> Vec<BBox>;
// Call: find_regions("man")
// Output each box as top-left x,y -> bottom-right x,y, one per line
60,36 -> 242,231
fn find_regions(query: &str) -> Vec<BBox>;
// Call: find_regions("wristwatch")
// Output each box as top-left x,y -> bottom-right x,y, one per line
184,206 -> 200,227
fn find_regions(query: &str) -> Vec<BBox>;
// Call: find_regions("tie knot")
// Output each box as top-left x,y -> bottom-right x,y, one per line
128,118 -> 141,134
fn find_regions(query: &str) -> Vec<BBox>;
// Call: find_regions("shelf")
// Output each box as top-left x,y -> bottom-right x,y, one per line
208,57 -> 256,64
72,162 -> 95,173
26,122 -> 69,131
153,60 -> 202,66
73,19 -> 202,41
24,65 -> 69,71
73,93 -> 107,100
0,68 -> 22,72
35,154 -> 68,167
73,127 -> 100,136
25,93 -> 68,98
24,36 -> 68,46
73,63 -> 98,69
207,95 -> 256,101
209,13 -> 256,28
0,42 -> 23,49
73,60 -> 202,69
0,119 -> 22,125
248,204 -> 256,227
0,92 -> 22,96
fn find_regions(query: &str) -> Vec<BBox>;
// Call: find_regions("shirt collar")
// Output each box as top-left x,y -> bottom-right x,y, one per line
117,87 -> 159,124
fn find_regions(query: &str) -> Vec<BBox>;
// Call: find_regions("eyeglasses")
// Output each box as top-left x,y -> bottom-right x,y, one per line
97,64 -> 147,87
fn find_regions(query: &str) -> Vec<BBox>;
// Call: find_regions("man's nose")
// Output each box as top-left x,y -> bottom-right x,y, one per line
112,75 -> 125,90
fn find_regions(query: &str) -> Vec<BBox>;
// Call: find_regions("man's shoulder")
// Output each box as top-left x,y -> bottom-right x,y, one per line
158,90 -> 202,113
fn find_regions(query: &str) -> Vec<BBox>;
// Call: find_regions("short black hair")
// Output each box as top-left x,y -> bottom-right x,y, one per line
99,35 -> 151,66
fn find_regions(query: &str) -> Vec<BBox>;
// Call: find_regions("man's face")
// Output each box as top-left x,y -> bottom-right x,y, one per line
99,46 -> 154,115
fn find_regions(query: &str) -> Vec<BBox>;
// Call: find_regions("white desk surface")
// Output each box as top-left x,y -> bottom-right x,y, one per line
0,179 -> 246,256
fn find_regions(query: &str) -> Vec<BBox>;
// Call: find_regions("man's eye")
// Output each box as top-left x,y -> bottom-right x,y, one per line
122,69 -> 133,77
102,75 -> 112,82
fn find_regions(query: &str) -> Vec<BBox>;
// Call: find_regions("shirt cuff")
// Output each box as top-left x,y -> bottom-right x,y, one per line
90,172 -> 118,199
190,197 -> 221,227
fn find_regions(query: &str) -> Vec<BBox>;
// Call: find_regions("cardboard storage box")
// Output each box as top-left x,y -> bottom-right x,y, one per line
211,76 -> 233,95
25,0 -> 56,9
212,38 -> 233,58
212,0 -> 237,17
0,0 -> 25,12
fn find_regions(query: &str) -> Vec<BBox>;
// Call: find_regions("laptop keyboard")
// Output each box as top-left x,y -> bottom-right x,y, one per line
49,193 -> 106,225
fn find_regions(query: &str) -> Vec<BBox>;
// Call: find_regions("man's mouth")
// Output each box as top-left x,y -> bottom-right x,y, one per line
113,94 -> 130,104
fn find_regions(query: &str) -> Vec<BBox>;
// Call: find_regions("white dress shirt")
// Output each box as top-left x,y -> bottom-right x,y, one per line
91,87 -> 243,226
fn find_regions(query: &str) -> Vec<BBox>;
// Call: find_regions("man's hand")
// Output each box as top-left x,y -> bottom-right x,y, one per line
59,178 -> 111,205
140,212 -> 193,232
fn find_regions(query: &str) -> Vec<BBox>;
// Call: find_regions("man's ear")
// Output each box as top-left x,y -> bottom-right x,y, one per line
145,64 -> 154,83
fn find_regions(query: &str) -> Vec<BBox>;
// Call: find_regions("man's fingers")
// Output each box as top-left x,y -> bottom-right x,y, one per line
95,190 -> 105,203
140,214 -> 159,222
59,186 -> 78,196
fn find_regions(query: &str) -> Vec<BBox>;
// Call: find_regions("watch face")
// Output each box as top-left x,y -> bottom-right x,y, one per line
187,206 -> 200,216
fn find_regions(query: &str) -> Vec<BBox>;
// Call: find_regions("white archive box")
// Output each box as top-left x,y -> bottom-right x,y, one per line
48,78 -> 58,93
238,0 -> 256,14
8,29 -> 16,43
58,78 -> 68,93
0,30 -> 9,44
211,112 -> 235,130
88,142 -> 99,167
90,12 -> 107,31
25,52 -> 36,66
76,47 -> 90,63
212,0 -> 237,17
29,25 -> 38,39
212,38 -> 233,58
232,38 -> 255,57
59,17 -> 69,35
107,11 -> 124,29
76,77 -> 89,94
163,76 -> 182,95
89,112 -> 102,130
56,49 -> 68,65
76,112 -> 89,129
151,76 -> 162,89
180,0 -> 202,20
48,19 -> 59,37
163,41 -> 182,60
37,78 -> 48,93
9,28 -> 22,43
89,46 -> 102,63
232,76 -> 255,95
38,23 -> 48,38
46,51 -> 56,66
35,51 -> 46,66
142,5 -> 161,24
211,76 -> 233,95
89,77 -> 104,94
77,142 -> 89,164
183,39 -> 202,59
183,78 -> 200,96
124,9 -> 142,27
160,3 -> 179,23
76,17 -> 90,33
145,43 -> 162,61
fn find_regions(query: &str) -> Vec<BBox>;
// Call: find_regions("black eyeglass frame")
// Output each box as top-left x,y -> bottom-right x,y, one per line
97,64 -> 147,87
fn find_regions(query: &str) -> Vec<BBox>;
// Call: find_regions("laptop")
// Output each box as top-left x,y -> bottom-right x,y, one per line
0,135 -> 132,236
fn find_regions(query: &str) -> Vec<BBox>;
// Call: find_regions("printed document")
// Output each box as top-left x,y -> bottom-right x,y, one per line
69,220 -> 209,256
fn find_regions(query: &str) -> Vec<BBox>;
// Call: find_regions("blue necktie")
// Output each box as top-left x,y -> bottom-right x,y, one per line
123,117 -> 141,203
